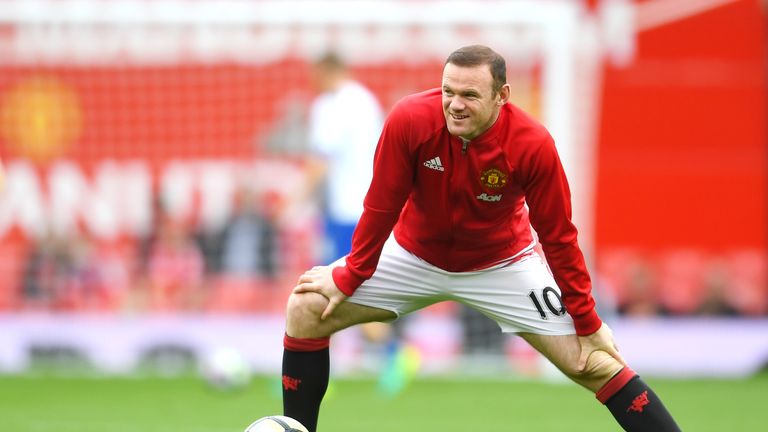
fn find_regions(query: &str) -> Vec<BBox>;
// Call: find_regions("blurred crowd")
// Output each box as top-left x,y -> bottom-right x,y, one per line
14,184 -> 304,315
598,249 -> 767,317
6,193 -> 765,318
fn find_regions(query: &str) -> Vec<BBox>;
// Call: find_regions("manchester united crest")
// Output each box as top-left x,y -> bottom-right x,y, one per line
480,168 -> 508,189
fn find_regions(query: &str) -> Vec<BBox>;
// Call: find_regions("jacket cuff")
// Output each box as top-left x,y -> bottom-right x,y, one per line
572,309 -> 603,336
331,266 -> 364,297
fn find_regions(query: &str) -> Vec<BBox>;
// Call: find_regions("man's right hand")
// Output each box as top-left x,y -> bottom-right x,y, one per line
293,265 -> 348,320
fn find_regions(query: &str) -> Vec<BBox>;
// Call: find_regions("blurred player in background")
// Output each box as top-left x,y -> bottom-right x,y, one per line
306,51 -> 383,263
282,45 -> 680,431
305,52 -> 416,396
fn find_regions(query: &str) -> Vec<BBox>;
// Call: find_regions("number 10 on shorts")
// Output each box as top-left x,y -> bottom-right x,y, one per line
528,287 -> 566,319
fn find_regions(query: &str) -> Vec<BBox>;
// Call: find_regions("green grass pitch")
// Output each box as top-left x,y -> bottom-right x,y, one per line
1,372 -> 766,431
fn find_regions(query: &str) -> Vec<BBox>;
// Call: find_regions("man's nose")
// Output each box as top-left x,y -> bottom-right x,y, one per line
449,98 -> 465,111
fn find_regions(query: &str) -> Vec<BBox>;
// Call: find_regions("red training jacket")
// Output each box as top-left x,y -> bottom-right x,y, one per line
331,88 -> 601,336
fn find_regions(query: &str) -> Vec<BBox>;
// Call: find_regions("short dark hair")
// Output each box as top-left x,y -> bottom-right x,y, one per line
314,51 -> 346,71
445,45 -> 506,93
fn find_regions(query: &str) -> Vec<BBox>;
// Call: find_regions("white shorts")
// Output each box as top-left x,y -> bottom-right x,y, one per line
335,236 -> 576,335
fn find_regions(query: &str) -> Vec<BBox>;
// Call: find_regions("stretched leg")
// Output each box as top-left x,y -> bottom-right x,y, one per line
519,331 -> 681,431
283,291 -> 396,432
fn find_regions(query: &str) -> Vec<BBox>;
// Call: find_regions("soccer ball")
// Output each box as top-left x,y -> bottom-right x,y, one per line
244,415 -> 309,432
199,347 -> 251,390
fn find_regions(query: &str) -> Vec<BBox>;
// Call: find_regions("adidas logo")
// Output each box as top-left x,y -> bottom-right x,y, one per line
423,156 -> 445,171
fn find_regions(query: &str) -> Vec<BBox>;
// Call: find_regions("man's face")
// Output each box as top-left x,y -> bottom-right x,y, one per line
441,63 -> 503,140
311,64 -> 335,92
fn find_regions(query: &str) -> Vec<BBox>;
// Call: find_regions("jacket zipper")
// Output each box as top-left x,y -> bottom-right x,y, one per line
449,136 -> 469,269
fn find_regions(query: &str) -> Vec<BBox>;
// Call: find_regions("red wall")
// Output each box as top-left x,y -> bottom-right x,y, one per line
595,0 -> 767,251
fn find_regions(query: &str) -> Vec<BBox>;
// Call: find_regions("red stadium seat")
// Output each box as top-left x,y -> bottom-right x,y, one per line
723,250 -> 768,315
655,249 -> 709,315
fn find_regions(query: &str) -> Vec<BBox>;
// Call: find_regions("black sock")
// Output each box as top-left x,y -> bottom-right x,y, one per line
282,335 -> 330,432
597,367 -> 681,432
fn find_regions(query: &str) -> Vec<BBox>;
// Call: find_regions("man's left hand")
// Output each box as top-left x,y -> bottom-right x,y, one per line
577,322 -> 627,372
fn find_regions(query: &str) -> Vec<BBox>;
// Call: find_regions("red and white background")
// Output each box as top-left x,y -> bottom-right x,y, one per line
0,0 -> 765,376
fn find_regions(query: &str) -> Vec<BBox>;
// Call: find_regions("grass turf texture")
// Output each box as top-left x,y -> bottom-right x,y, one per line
1,373 -> 766,431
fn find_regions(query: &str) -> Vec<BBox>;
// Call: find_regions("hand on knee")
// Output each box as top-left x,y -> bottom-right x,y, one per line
285,292 -> 331,338
574,350 -> 626,391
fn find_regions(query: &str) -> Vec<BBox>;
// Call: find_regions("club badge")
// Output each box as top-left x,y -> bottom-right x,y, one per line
480,168 -> 508,189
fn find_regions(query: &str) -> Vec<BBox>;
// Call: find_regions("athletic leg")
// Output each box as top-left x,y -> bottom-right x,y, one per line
448,254 -> 679,431
520,332 -> 681,431
283,292 -> 395,432
284,236 -> 447,431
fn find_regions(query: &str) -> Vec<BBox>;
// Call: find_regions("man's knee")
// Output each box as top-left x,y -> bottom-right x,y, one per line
285,292 -> 330,338
565,350 -> 625,389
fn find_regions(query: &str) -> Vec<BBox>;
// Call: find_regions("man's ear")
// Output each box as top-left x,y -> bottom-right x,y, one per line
497,83 -> 511,105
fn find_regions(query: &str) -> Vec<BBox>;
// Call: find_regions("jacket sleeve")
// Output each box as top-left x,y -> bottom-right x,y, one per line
331,103 -> 415,295
522,135 -> 602,336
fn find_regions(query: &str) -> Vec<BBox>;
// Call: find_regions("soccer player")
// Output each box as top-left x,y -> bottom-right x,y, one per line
281,45 -> 681,432
306,52 -> 416,394
306,51 -> 383,263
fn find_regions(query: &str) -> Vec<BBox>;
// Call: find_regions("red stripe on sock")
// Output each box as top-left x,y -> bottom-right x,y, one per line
596,367 -> 637,404
283,334 -> 330,352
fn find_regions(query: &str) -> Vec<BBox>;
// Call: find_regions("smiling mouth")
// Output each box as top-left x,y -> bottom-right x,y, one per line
450,113 -> 468,120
